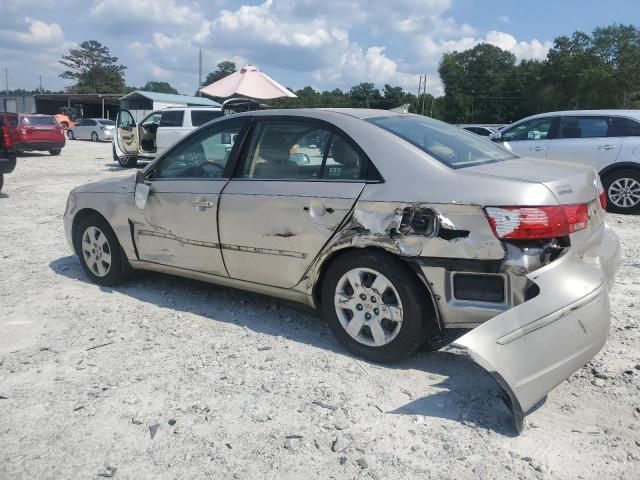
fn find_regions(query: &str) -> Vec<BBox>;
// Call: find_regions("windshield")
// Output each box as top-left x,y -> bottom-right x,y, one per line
367,115 -> 517,168
97,119 -> 115,126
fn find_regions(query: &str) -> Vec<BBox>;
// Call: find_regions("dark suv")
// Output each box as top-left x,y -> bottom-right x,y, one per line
0,113 -> 18,192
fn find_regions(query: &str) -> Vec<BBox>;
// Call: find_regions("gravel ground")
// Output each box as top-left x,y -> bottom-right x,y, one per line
1,140 -> 639,480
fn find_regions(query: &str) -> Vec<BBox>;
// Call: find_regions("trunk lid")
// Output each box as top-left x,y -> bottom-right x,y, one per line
19,116 -> 64,143
464,157 -> 599,205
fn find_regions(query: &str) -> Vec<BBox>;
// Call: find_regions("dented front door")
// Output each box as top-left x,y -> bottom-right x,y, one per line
133,179 -> 228,276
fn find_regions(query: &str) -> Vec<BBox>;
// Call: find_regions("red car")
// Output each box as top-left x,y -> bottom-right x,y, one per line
15,114 -> 65,156
0,113 -> 18,192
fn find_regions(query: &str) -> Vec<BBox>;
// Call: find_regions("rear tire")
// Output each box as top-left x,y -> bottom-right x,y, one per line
112,143 -> 137,168
320,250 -> 437,363
73,214 -> 127,286
49,148 -> 61,156
91,132 -> 99,142
67,130 -> 75,140
602,169 -> 640,214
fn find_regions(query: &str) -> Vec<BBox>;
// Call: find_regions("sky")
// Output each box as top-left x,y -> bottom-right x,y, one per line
0,0 -> 638,96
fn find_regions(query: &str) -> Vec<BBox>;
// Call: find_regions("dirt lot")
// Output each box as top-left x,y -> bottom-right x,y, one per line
1,140 -> 639,480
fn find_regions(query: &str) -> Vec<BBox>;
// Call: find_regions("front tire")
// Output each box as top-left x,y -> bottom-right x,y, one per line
67,130 -> 75,140
91,132 -> 99,142
0,174 -> 3,192
321,251 -> 437,363
73,214 -> 127,286
112,143 -> 137,168
49,148 -> 61,156
603,169 -> 640,214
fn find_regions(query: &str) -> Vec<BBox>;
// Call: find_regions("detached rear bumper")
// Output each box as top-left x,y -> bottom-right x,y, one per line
444,225 -> 620,432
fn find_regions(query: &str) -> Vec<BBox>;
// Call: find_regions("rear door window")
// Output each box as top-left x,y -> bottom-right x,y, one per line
191,110 -> 223,127
23,116 -> 56,126
609,117 -> 640,137
159,110 -> 184,128
558,116 -> 609,139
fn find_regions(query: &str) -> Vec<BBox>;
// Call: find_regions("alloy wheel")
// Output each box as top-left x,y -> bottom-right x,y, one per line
81,226 -> 112,277
334,267 -> 403,347
608,178 -> 640,208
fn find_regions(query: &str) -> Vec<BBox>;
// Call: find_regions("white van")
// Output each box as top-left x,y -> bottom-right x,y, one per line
113,107 -> 223,168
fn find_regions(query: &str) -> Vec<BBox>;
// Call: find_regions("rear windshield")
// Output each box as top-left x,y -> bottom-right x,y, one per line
97,119 -> 115,126
367,115 -> 516,168
191,110 -> 223,127
22,116 -> 57,126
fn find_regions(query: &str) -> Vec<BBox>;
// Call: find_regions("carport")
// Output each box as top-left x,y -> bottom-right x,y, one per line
34,94 -> 122,119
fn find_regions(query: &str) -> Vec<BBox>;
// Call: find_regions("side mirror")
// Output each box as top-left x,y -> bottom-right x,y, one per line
491,131 -> 502,143
134,170 -> 150,210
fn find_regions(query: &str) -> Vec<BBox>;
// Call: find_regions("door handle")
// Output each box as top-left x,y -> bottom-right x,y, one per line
192,197 -> 214,211
597,144 -> 616,151
529,146 -> 546,152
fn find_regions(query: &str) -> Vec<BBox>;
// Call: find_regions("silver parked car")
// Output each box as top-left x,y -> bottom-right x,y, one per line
490,110 -> 640,213
64,109 -> 620,431
67,118 -> 116,142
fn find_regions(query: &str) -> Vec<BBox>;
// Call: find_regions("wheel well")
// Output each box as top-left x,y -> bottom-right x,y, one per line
312,246 -> 433,308
71,208 -> 109,254
599,162 -> 640,180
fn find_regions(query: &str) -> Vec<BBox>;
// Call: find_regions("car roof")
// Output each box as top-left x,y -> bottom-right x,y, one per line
523,109 -> 640,120
231,108 -> 402,121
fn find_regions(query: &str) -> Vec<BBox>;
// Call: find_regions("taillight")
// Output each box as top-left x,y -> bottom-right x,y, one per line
485,204 -> 589,240
1,125 -> 12,148
599,190 -> 607,210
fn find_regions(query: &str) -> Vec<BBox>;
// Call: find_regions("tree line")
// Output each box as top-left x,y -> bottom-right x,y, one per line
34,23 -> 640,124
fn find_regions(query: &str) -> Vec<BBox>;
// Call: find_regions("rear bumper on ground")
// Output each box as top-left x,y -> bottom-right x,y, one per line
17,140 -> 65,151
443,225 -> 620,432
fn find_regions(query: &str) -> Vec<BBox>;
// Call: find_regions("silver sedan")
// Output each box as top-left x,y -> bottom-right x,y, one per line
63,108 -> 620,431
67,118 -> 115,142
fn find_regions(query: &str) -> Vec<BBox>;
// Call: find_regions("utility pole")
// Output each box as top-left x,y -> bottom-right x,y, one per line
416,75 -> 423,114
39,75 -> 43,93
4,68 -> 8,95
421,74 -> 428,116
197,49 -> 203,96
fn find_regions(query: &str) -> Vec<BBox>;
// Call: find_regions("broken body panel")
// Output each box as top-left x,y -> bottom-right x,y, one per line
64,108 -> 620,431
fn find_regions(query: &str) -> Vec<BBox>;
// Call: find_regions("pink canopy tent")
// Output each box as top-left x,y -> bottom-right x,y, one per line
199,65 -> 297,100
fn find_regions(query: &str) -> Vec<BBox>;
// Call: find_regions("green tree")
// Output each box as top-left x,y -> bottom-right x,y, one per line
141,81 -> 179,94
204,61 -> 237,86
59,40 -> 127,93
349,82 -> 381,108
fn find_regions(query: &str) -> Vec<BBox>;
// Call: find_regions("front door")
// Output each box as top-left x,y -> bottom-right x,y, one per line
500,116 -> 556,159
218,119 -> 367,288
132,119 -> 248,276
115,110 -> 139,155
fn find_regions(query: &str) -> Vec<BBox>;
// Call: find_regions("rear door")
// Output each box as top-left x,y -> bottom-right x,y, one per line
132,118 -> 249,275
156,110 -> 188,155
218,118 -> 368,288
115,110 -> 139,155
499,116 -> 556,159
546,116 -> 621,171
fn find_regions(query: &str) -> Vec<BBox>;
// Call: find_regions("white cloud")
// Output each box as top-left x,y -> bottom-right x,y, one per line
484,31 -> 552,60
497,14 -> 510,24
